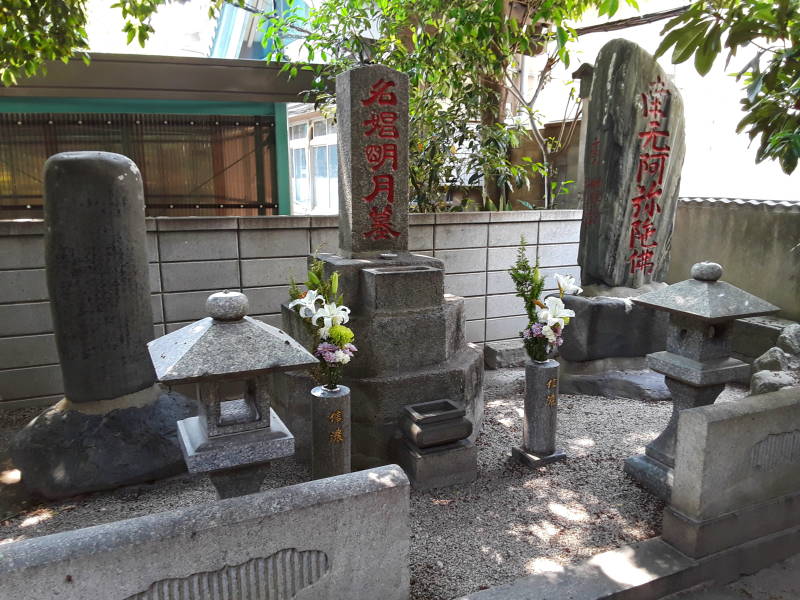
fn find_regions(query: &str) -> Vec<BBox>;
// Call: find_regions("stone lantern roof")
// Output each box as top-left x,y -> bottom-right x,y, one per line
148,291 -> 318,384
632,262 -> 780,323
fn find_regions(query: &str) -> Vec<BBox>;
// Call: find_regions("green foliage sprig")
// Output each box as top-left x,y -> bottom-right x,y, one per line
509,235 -> 545,324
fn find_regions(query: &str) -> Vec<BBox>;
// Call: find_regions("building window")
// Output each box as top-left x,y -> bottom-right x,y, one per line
289,117 -> 338,215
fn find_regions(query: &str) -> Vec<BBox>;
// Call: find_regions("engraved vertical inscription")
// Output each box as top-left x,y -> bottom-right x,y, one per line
126,548 -> 329,600
750,430 -> 800,471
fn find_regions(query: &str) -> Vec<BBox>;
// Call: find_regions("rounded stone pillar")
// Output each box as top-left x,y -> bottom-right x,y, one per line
44,151 -> 157,401
512,359 -> 566,468
11,152 -> 196,499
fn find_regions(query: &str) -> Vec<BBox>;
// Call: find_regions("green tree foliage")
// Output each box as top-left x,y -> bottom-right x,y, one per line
263,0 -> 636,211
0,0 -> 234,86
656,0 -> 800,174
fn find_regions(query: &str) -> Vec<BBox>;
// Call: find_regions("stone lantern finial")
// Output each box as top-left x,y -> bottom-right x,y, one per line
207,290 -> 248,321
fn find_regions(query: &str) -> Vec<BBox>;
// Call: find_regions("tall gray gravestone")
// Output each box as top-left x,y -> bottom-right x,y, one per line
337,64 -> 409,257
578,38 -> 686,288
11,152 -> 195,499
276,65 -> 484,472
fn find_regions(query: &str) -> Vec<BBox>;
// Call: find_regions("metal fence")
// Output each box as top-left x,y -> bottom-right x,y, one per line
0,113 -> 279,218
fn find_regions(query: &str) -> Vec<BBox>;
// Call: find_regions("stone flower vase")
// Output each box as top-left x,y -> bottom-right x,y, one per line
311,384 -> 351,479
512,359 -> 567,468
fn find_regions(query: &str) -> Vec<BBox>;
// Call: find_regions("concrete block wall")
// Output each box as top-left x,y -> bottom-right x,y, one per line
0,210 -> 582,408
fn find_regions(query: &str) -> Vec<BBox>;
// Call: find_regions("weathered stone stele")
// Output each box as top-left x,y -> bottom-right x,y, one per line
337,64 -> 409,257
11,152 -> 196,499
579,38 -> 686,288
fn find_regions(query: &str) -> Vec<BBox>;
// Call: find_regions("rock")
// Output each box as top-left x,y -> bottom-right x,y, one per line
10,390 -> 197,499
484,340 -> 528,369
753,346 -> 794,372
578,38 -> 686,288
558,369 -> 671,402
750,370 -> 796,396
777,324 -> 800,355
732,316 -> 796,362
560,294 -> 668,361
690,262 -> 723,281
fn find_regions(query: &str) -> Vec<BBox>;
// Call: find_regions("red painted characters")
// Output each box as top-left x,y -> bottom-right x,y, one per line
361,78 -> 401,241
628,76 -> 671,275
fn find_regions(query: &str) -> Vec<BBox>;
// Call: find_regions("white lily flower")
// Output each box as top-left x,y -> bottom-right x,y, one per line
536,296 -> 575,330
554,273 -> 583,296
288,289 -> 325,318
313,302 -> 351,338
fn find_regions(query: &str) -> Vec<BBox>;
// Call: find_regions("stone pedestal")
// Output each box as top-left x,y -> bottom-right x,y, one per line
276,253 -> 484,470
311,385 -> 352,479
513,360 -> 566,467
393,398 -> 476,490
11,152 -> 196,499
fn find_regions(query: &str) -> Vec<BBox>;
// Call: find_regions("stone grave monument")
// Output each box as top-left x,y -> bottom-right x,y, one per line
625,262 -> 779,500
11,152 -> 196,499
148,291 -> 319,498
560,38 -> 687,400
276,64 -> 484,470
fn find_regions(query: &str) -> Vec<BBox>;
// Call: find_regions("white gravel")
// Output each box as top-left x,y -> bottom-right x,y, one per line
0,370 -> 747,599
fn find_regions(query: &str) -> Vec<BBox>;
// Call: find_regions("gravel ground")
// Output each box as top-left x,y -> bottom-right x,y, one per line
0,370 -> 747,599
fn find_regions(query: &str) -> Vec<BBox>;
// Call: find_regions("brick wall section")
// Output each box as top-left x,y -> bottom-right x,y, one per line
0,210 -> 581,408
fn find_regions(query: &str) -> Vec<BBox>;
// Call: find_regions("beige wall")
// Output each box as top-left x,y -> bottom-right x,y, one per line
668,198 -> 800,321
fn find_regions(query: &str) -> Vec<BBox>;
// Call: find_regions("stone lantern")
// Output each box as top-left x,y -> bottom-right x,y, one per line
148,291 -> 318,498
624,262 -> 779,500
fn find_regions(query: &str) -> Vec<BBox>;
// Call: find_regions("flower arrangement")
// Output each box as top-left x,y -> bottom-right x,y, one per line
509,237 -> 582,362
289,259 -> 357,389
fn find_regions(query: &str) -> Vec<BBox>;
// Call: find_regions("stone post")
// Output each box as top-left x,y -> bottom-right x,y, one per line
336,64 -> 409,258
513,359 -> 566,467
311,385 -> 352,479
11,152 -> 196,499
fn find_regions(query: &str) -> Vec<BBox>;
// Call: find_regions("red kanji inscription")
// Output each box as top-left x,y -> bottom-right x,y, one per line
363,173 -> 394,204
631,181 -> 663,219
636,152 -> 670,185
361,79 -> 397,106
363,112 -> 399,138
365,143 -> 398,171
629,248 -> 656,274
364,204 -> 400,240
629,218 -> 658,249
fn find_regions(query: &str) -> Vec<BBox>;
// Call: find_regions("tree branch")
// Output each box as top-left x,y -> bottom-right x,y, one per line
575,5 -> 691,37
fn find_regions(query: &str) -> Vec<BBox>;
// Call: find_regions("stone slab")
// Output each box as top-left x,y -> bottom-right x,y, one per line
663,489 -> 800,559
177,408 -> 294,474
624,453 -> 673,501
0,465 -> 411,600
361,264 -> 444,312
558,367 -> 671,402
484,339 -> 528,369
646,352 -> 750,387
394,438 -> 477,490
560,294 -> 668,361
670,386 -> 800,522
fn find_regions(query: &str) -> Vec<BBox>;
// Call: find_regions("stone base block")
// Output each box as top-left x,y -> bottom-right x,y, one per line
177,408 -> 294,474
512,447 -> 566,468
733,315 -> 797,362
663,490 -> 800,559
484,340 -> 528,370
11,388 -> 197,499
560,294 -> 668,361
394,438 -> 477,490
624,453 -> 673,501
208,463 -> 271,499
